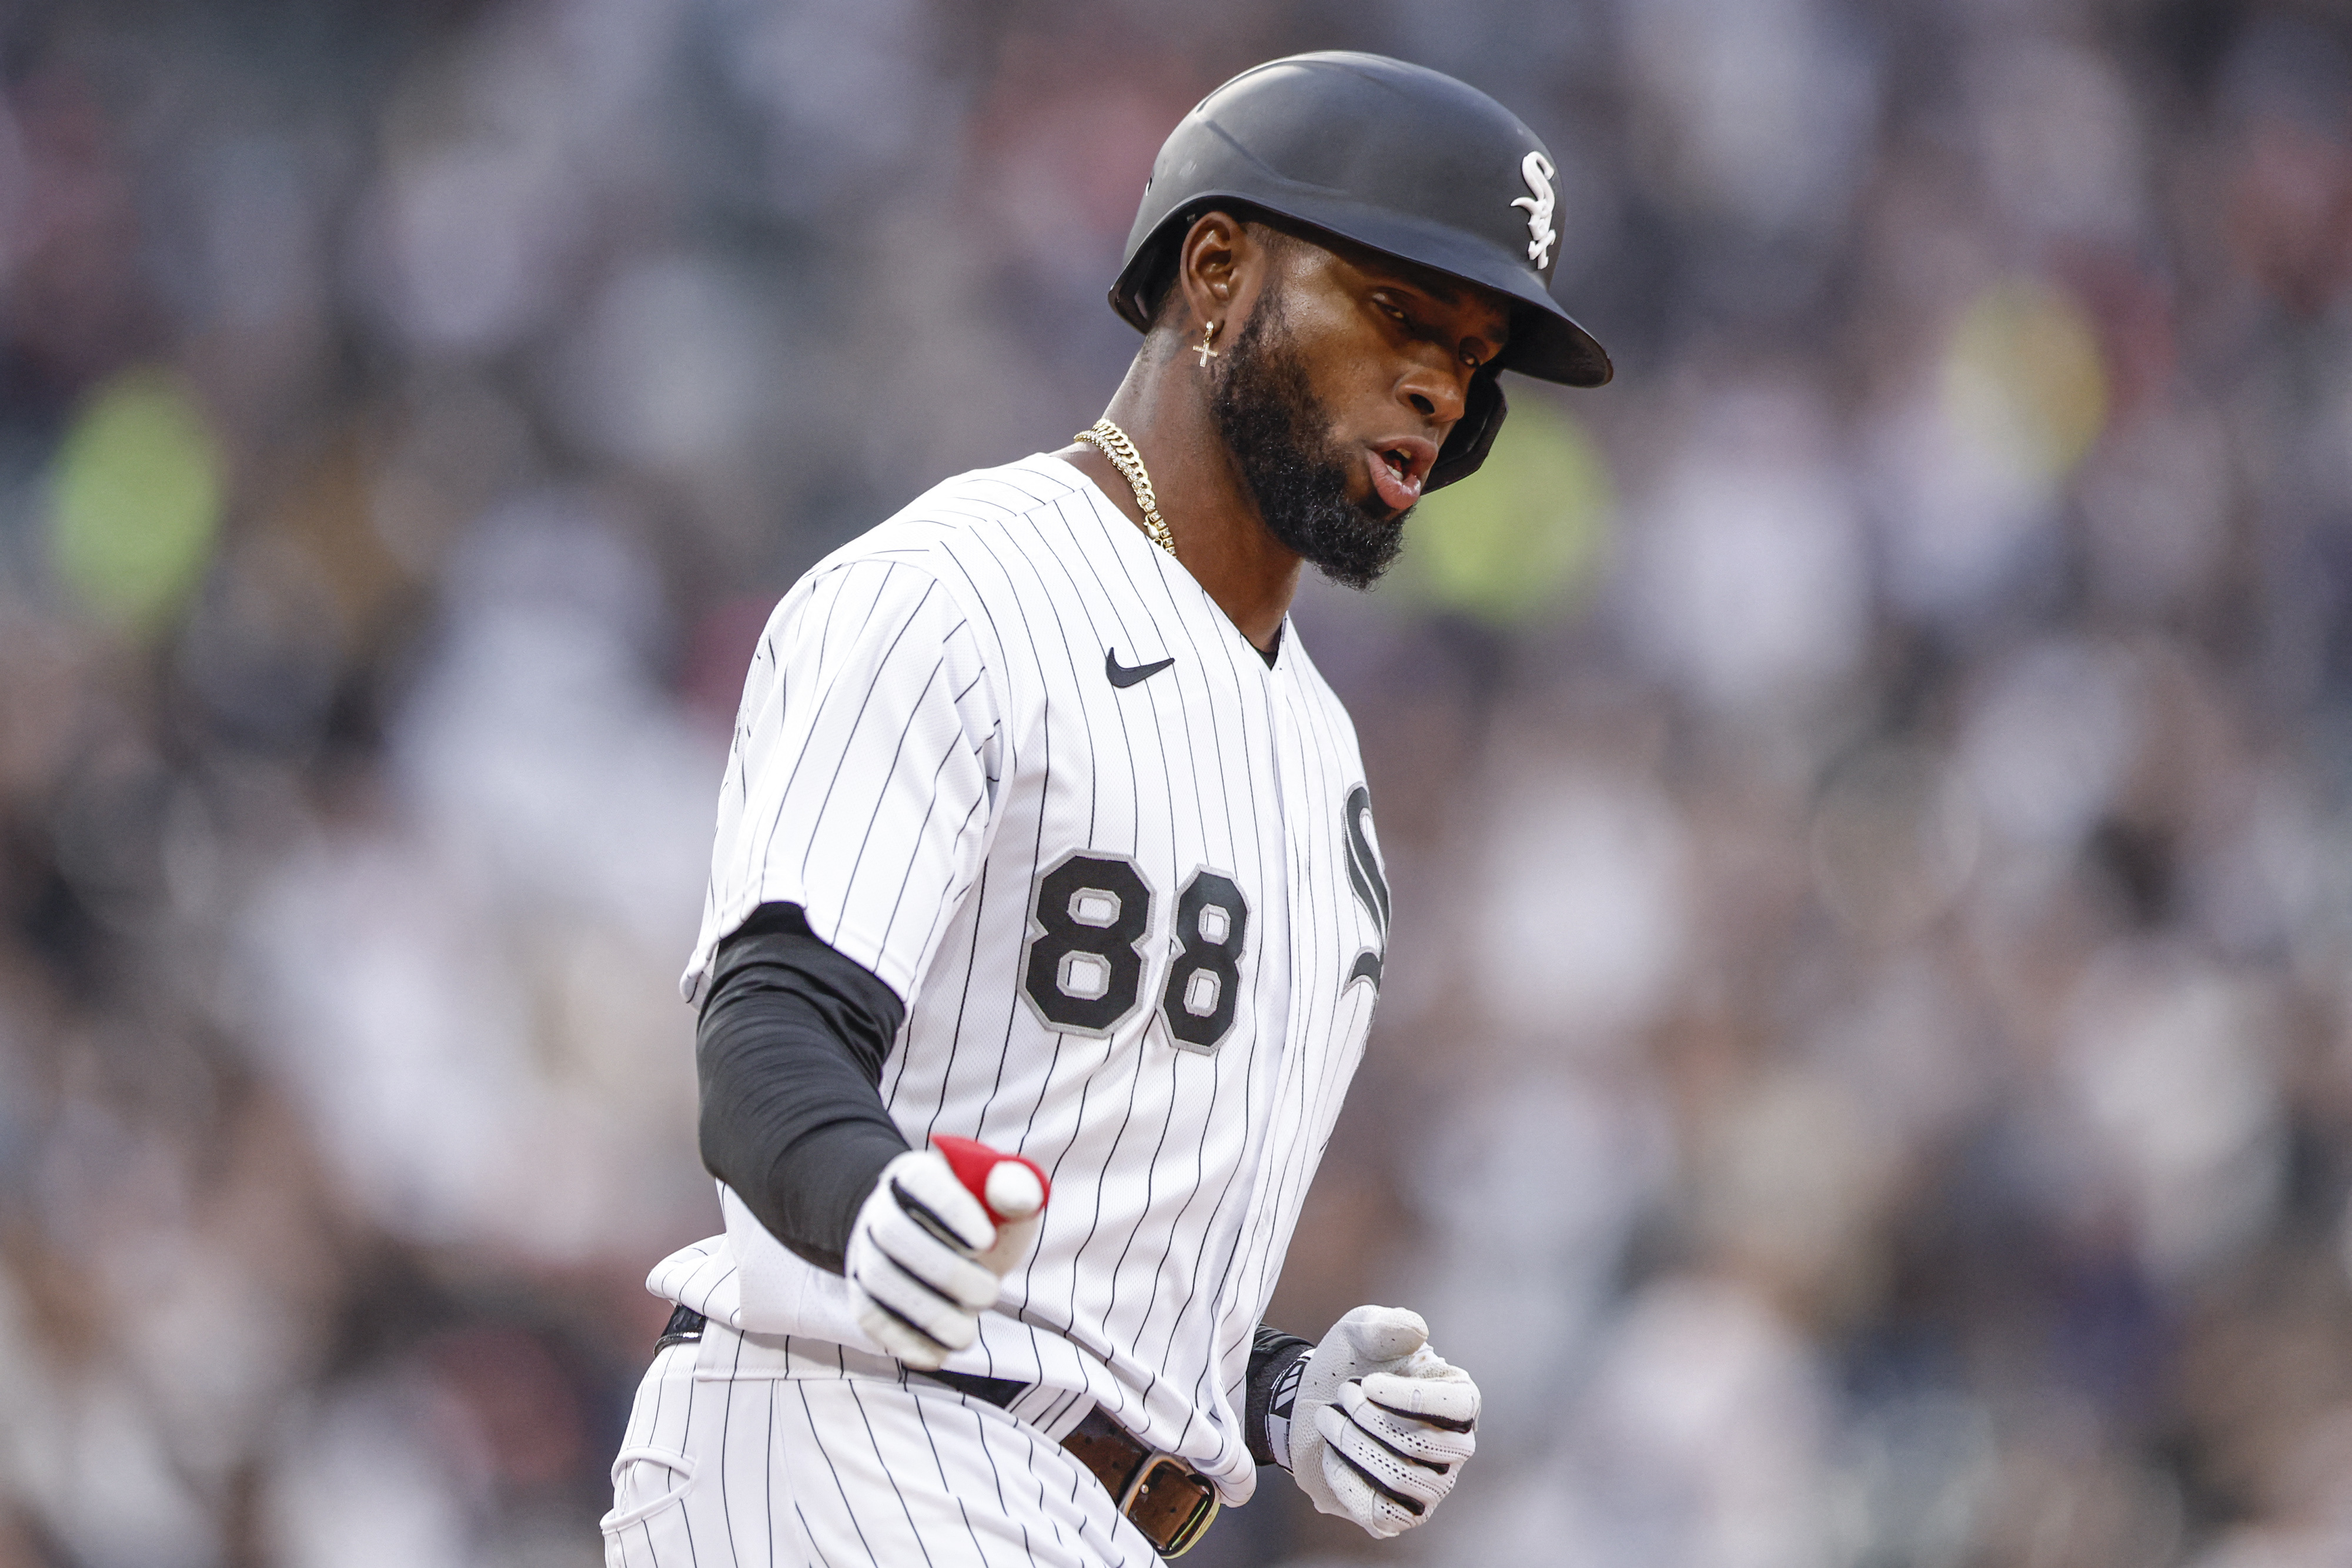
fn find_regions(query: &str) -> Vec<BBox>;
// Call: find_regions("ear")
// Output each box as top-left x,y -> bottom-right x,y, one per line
1173,209 -> 1252,333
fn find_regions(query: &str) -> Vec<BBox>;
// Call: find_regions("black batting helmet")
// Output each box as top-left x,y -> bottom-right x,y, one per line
1111,52 -> 1613,490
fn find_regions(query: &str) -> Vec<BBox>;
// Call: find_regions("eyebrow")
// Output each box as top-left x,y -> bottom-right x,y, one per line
1371,267 -> 1507,333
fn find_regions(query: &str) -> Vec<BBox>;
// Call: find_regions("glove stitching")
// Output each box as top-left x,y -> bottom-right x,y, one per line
1324,1441 -> 1428,1516
1344,1410 -> 1454,1473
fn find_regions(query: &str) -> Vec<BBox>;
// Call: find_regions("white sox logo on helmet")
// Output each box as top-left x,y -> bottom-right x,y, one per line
1511,151 -> 1557,270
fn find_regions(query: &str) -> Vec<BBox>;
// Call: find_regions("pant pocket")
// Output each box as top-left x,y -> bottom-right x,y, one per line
600,1445 -> 697,1556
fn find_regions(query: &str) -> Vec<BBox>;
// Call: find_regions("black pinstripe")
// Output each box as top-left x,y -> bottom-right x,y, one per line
796,1381 -> 883,1566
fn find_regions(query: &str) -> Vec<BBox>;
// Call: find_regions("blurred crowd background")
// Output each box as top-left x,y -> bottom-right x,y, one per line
2,0 -> 2350,1564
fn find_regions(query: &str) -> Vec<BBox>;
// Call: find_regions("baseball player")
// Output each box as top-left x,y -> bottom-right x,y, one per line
602,52 -> 1611,1565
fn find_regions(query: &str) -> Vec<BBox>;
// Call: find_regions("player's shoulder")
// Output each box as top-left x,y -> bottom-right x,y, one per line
818,454 -> 1097,579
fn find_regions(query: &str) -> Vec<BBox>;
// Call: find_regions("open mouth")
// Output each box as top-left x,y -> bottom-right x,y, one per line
1368,444 -> 1429,511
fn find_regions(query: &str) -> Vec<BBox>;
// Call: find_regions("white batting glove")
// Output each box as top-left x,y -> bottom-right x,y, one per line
846,1145 -> 1045,1370
1287,1305 -> 1479,1539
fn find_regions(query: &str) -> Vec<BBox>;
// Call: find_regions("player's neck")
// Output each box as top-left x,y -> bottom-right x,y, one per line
1060,355 -> 1301,654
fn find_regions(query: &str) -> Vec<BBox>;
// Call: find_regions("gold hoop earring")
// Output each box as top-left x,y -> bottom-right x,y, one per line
1194,320 -> 1220,369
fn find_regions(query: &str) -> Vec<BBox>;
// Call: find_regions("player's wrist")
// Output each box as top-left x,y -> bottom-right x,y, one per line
1265,1345 -> 1312,1470
803,1128 -> 916,1275
1244,1327 -> 1314,1468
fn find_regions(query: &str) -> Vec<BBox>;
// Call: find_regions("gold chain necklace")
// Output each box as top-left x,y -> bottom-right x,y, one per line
1074,418 -> 1177,557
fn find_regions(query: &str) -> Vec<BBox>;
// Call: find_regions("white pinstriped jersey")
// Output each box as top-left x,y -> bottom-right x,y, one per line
649,453 -> 1392,1503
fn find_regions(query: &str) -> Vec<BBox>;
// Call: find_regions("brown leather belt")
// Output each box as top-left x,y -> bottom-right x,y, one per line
656,1307 -> 1219,1557
1045,1405 -> 1220,1557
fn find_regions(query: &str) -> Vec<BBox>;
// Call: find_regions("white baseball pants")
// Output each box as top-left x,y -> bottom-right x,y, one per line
600,1325 -> 1163,1567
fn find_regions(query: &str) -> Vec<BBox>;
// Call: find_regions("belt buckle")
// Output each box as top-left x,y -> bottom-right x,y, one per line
1117,1450 -> 1220,1558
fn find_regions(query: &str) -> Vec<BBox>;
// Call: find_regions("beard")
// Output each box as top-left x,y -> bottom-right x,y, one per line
1209,290 -> 1409,591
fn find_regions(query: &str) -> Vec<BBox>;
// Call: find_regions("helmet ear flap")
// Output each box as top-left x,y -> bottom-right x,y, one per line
1426,370 -> 1505,492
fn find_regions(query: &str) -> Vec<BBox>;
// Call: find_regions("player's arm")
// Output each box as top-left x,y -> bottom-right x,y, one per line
1250,1309 -> 1480,1539
696,557 -> 1034,1365
697,897 -> 1048,1369
695,901 -> 910,1275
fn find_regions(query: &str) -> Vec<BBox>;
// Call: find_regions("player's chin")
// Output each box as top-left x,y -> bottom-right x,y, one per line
1305,507 -> 1409,591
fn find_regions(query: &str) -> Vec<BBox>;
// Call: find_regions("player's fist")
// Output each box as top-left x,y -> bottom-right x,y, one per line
846,1139 -> 1049,1370
1287,1305 -> 1479,1539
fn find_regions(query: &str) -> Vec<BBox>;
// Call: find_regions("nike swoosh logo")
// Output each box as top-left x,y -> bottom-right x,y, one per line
1105,648 -> 1175,688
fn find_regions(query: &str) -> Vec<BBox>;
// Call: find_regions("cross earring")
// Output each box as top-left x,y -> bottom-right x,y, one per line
1195,320 -> 1220,369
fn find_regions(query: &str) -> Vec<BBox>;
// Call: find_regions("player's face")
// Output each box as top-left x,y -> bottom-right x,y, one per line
1281,240 -> 1510,504
1210,237 -> 1512,590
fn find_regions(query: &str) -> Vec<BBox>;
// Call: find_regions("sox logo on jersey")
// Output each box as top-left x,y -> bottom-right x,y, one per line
605,453 -> 1391,1565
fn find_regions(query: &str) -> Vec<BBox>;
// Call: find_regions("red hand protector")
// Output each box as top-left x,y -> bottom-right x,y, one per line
931,1135 -> 1051,1225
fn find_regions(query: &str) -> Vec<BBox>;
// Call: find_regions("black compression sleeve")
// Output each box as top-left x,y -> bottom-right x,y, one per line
1246,1323 -> 1315,1467
695,903 -> 911,1275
